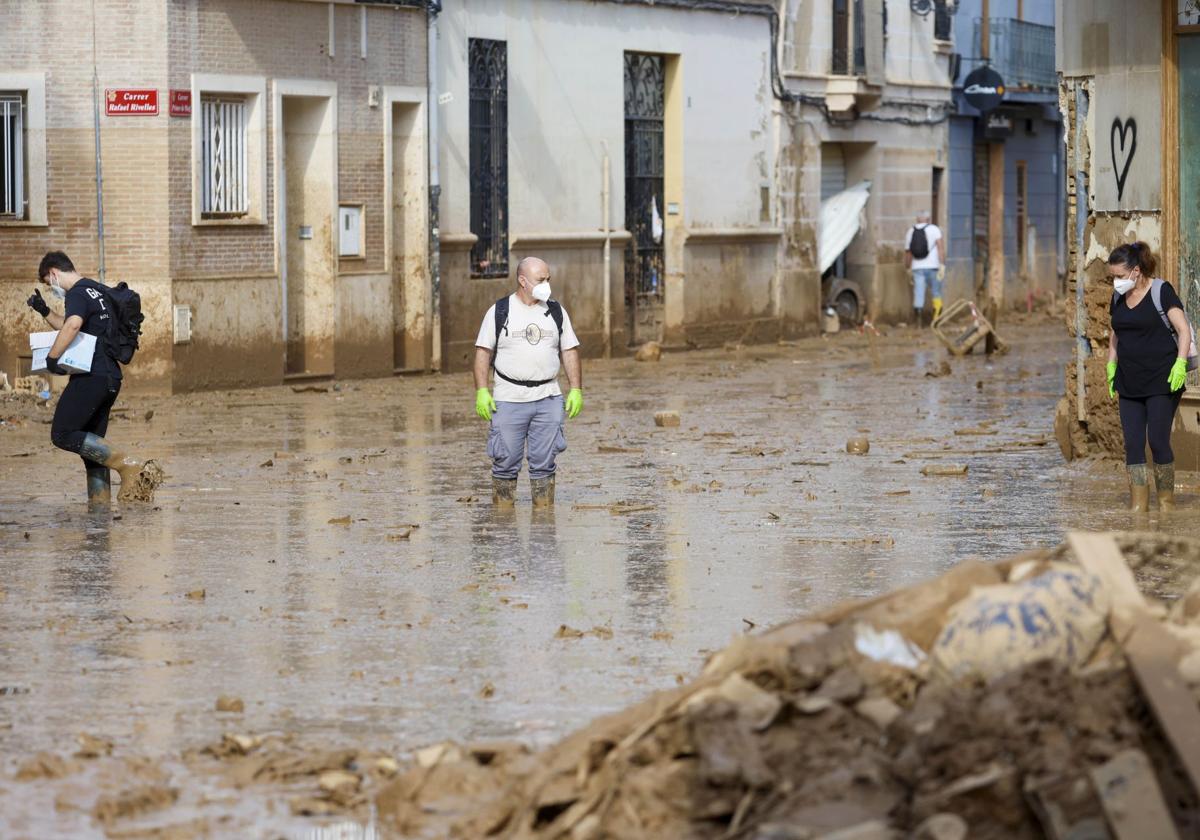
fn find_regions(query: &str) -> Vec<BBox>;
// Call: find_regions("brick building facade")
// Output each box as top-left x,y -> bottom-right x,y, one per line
1,0 -> 428,393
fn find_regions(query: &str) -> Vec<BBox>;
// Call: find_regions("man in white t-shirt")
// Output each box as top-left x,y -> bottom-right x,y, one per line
473,257 -> 583,507
904,211 -> 946,327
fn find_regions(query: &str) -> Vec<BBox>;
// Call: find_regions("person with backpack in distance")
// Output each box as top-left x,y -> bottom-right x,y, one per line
26,251 -> 156,507
1106,242 -> 1197,512
904,211 -> 945,327
473,256 -> 583,507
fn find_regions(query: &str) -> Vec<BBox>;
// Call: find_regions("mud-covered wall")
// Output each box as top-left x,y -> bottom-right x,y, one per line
167,0 -> 426,391
439,240 -> 629,374
679,235 -> 781,347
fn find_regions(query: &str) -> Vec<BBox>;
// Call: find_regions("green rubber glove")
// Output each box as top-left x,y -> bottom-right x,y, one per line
475,387 -> 496,420
565,388 -> 583,419
1106,360 -> 1117,399
1169,357 -> 1189,392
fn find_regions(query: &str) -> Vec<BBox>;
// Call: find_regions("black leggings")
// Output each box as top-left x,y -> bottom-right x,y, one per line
51,374 -> 120,463
1118,392 -> 1182,465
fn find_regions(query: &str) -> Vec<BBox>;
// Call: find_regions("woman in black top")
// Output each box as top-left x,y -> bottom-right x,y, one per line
1106,242 -> 1193,511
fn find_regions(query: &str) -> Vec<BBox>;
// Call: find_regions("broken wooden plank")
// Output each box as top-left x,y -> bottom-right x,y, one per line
1090,749 -> 1180,840
1123,618 -> 1200,798
1067,532 -> 1149,642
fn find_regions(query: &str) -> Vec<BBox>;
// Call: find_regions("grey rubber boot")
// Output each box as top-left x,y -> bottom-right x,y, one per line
492,476 -> 517,506
530,475 -> 555,508
80,432 -> 147,503
85,464 -> 112,507
1155,462 -> 1176,511
1128,464 -> 1150,512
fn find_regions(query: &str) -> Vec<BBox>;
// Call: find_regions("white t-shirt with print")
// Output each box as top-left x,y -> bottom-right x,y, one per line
475,294 -> 581,403
905,224 -> 943,270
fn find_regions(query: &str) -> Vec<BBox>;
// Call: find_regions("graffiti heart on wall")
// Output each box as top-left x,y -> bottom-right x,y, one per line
1111,117 -> 1137,202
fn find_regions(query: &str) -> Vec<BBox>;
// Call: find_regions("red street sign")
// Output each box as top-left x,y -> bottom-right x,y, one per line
169,89 -> 191,117
105,89 -> 159,116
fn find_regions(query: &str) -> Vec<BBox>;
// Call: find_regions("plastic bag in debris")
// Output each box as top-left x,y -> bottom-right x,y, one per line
931,564 -> 1109,682
854,623 -> 927,669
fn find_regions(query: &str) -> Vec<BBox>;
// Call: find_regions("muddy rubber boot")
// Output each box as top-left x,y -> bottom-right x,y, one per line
85,464 -> 112,508
1128,464 -> 1150,512
1155,462 -> 1176,511
530,475 -> 555,508
80,432 -> 151,503
932,297 -> 943,323
913,308 -> 925,329
491,476 -> 517,506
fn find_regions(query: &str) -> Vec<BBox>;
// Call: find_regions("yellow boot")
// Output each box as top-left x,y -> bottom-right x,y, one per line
932,297 -> 943,323
1155,462 -> 1176,511
1128,464 -> 1150,512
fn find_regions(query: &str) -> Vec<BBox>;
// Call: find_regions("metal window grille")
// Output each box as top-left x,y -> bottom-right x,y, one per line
832,0 -> 850,74
934,1 -> 953,40
0,93 -> 25,218
624,53 -> 666,307
201,97 -> 249,217
973,18 -> 1056,90
469,38 -> 509,278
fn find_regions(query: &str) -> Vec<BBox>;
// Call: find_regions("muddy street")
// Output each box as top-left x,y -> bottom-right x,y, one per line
2,319 -> 1199,837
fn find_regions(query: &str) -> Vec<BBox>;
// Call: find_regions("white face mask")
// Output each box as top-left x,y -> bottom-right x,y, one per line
531,282 -> 552,303
48,278 -> 66,300
1113,278 -> 1135,296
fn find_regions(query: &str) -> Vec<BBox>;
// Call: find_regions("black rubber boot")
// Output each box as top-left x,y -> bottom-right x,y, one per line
85,464 -> 112,507
80,432 -> 148,502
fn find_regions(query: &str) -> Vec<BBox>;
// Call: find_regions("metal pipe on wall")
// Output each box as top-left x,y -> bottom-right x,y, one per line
1074,82 -> 1089,423
601,140 -> 611,359
427,1 -> 442,372
91,1 -> 106,282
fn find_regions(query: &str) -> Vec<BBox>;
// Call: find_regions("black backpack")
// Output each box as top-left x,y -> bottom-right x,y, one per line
490,296 -> 564,387
909,225 -> 930,260
85,279 -> 144,365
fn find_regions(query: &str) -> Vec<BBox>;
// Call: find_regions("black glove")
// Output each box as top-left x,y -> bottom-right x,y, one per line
45,356 -> 67,376
27,288 -> 50,317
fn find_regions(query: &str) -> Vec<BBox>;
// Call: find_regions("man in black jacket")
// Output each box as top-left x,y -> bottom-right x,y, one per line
27,251 -> 155,506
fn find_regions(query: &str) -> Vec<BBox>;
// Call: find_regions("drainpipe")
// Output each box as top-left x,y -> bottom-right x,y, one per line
91,6 -> 106,282
601,140 -> 612,358
1074,83 -> 1089,423
427,0 -> 442,372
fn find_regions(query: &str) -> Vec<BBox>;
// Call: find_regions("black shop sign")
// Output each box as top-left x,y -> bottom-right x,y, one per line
963,66 -> 1006,113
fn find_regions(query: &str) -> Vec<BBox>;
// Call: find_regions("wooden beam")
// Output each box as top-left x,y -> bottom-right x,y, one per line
1091,749 -> 1181,840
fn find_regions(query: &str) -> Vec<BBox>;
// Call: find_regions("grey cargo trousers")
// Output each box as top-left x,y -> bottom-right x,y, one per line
487,396 -> 567,480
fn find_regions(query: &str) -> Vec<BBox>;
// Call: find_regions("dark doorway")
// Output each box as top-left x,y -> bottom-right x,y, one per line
624,52 -> 666,345
932,165 -> 943,227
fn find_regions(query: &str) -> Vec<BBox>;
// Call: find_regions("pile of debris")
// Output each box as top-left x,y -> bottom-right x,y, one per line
373,532 -> 1200,839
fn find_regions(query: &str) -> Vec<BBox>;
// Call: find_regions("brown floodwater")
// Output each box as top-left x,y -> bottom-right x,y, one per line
1,318 -> 1197,837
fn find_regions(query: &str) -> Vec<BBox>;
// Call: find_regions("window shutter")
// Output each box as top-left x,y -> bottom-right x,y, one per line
863,0 -> 886,86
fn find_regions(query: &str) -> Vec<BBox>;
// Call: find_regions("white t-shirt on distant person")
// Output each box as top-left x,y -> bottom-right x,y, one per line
475,294 -> 581,403
905,224 -> 943,271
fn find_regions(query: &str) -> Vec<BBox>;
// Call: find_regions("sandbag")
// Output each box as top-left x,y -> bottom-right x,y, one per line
931,564 -> 1109,681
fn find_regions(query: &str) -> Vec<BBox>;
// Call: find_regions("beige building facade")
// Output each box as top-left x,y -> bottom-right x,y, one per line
778,0 -> 955,325
433,0 -> 789,372
1,0 -> 429,393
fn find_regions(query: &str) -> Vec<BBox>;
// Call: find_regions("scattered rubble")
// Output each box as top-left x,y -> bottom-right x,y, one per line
634,342 -> 662,362
368,532 -> 1200,839
654,411 -> 681,428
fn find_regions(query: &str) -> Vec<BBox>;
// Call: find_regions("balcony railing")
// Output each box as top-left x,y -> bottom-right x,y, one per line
971,17 -> 1056,91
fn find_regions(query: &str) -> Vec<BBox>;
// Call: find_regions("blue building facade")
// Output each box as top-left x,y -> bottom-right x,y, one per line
942,0 -> 1063,309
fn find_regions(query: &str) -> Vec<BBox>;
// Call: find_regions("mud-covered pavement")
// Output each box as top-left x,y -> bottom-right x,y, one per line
2,318 -> 1198,837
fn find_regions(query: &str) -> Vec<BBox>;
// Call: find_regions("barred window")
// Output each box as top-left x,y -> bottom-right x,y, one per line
0,93 -> 25,219
469,38 -> 509,278
201,96 -> 248,217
